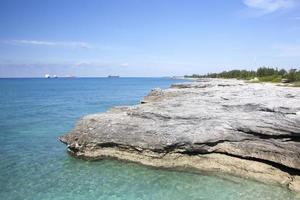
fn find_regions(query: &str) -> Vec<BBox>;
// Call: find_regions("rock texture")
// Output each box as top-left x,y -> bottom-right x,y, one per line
59,79 -> 300,191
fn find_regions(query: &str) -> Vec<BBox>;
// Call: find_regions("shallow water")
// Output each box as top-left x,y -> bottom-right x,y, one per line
0,77 -> 297,200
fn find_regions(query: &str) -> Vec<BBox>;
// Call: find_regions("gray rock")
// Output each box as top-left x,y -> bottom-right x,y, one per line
59,78 -> 300,190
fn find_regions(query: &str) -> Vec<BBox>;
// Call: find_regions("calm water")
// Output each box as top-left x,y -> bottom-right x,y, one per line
0,78 -> 297,200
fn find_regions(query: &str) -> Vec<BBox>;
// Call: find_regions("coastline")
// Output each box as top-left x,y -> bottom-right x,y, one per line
62,143 -> 300,192
60,78 -> 300,192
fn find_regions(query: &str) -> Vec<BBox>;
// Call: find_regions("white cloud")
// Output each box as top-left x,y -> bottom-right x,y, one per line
2,40 -> 136,51
7,40 -> 91,49
14,40 -> 56,45
243,0 -> 295,14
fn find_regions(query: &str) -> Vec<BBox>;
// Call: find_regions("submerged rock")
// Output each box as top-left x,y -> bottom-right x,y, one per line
59,79 -> 300,191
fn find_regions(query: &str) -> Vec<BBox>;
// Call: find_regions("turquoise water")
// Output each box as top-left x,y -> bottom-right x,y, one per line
0,77 -> 297,200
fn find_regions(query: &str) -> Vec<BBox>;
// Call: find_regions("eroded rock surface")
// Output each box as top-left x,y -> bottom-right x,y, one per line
59,79 -> 300,191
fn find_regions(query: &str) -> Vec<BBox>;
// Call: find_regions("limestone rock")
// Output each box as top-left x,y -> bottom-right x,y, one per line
59,78 -> 300,190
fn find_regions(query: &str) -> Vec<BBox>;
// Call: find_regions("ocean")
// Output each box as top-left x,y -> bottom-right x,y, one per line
0,77 -> 296,200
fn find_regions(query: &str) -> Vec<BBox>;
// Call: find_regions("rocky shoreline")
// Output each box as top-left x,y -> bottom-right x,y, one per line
59,78 -> 300,192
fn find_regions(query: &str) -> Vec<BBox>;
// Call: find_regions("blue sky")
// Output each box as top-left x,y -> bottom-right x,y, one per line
0,0 -> 300,77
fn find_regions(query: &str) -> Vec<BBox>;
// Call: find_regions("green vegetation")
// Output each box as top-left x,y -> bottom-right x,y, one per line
185,67 -> 300,83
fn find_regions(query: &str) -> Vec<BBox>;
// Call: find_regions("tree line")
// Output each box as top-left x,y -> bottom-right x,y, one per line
184,67 -> 300,83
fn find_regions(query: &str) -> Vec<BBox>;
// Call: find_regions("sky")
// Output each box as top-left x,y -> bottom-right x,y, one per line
0,0 -> 300,77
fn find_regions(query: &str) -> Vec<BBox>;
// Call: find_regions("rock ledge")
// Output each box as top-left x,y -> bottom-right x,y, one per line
59,79 -> 300,192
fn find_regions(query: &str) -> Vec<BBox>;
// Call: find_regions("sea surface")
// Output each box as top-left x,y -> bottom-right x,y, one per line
0,77 -> 297,200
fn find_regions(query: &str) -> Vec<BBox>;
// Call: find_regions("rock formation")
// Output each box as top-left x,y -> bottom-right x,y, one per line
59,79 -> 300,191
